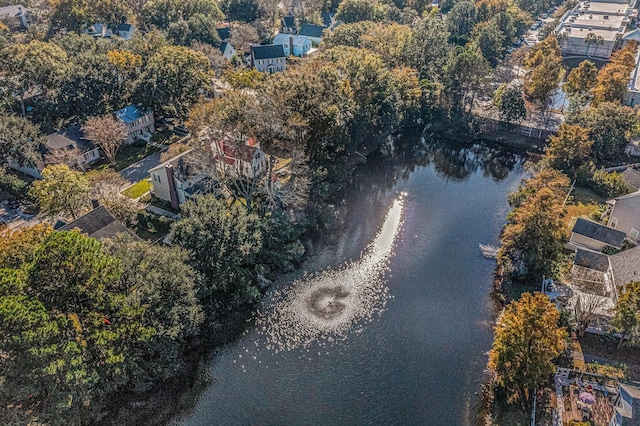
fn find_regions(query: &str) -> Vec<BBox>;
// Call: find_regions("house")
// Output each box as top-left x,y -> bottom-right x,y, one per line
216,27 -> 231,41
149,149 -> 213,209
322,12 -> 335,27
117,23 -> 135,40
114,105 -> 155,144
219,41 -> 237,60
0,5 -> 33,30
83,23 -> 113,38
281,13 -> 296,34
59,205 -> 138,240
251,45 -> 287,73
298,23 -> 326,44
272,33 -> 312,57
610,245 -> 640,289
610,383 -> 640,426
620,167 -> 640,192
570,218 -> 627,252
607,191 -> 640,244
9,127 -> 101,179
203,133 -> 267,179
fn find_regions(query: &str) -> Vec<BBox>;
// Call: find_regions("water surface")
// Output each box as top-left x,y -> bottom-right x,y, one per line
176,140 -> 525,426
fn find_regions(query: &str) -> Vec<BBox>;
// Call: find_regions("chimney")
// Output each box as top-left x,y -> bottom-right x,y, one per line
290,36 -> 294,56
91,199 -> 100,209
165,164 -> 180,210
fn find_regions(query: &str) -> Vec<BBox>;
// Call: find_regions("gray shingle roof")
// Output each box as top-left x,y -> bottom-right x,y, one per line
60,206 -> 138,240
251,44 -> 286,60
574,249 -> 610,272
299,23 -> 326,38
322,12 -> 334,27
621,167 -> 640,191
282,15 -> 295,29
216,27 -> 231,41
610,245 -> 640,287
572,218 -> 626,248
117,23 -> 133,32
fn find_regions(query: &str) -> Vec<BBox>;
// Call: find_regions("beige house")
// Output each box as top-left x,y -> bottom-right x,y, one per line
149,149 -> 214,209
570,218 -> 627,252
114,105 -> 155,145
607,191 -> 640,244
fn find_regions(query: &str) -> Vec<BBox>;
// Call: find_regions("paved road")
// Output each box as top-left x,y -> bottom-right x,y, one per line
119,148 -> 166,184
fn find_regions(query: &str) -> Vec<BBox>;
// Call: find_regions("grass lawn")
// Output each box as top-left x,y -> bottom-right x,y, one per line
112,142 -> 161,171
564,202 -> 602,227
122,179 -> 151,199
572,186 -> 606,205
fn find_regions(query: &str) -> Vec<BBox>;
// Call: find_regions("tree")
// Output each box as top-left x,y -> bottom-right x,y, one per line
593,42 -> 637,104
488,292 -> 567,408
473,21 -> 505,66
408,13 -> 451,80
0,224 -> 53,269
574,292 -> 607,337
86,169 -> 142,226
134,46 -> 210,120
48,0 -> 92,34
564,60 -> 598,98
499,188 -> 566,280
167,14 -> 222,47
82,115 -> 128,164
546,123 -> 593,176
568,101 -> 638,161
523,38 -> 563,117
220,0 -> 260,22
229,22 -> 260,53
171,195 -> 263,310
0,113 -> 45,168
446,1 -> 477,37
105,237 -> 204,357
507,168 -> 571,209
29,165 -> 91,220
442,42 -> 491,113
1,40 -> 68,117
611,281 -> 640,346
141,0 -> 224,29
335,0 -> 387,23
493,84 -> 526,128
90,0 -> 134,28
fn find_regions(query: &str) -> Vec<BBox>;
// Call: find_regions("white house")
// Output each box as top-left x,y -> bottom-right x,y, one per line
251,45 -> 287,73
0,5 -> 32,29
114,105 -> 155,144
219,41 -> 237,59
569,218 -> 627,252
272,33 -> 312,57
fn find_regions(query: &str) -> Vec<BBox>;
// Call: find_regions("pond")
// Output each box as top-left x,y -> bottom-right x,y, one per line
173,139 -> 526,426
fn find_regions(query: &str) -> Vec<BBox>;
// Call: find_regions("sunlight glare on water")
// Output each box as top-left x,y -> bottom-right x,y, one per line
254,196 -> 405,352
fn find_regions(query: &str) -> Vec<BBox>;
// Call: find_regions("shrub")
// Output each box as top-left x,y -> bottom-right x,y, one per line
0,171 -> 31,199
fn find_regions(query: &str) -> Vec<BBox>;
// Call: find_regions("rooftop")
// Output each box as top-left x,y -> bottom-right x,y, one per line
117,23 -> 133,32
115,105 -> 150,124
299,23 -> 326,38
322,12 -> 335,27
572,218 -> 626,248
621,168 -> 640,191
575,249 -> 611,272
216,27 -> 231,41
60,205 -> 138,240
610,245 -> 640,287
0,4 -> 29,17
46,127 -> 94,153
273,33 -> 311,46
251,44 -> 286,60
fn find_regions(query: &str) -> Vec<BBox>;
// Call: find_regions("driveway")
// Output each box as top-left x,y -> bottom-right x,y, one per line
119,149 -> 166,184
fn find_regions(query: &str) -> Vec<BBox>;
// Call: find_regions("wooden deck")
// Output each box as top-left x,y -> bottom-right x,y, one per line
562,384 -> 614,426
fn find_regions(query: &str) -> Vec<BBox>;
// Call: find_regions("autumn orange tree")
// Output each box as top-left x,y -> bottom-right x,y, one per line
546,123 -> 593,176
489,292 -> 567,409
564,60 -> 598,98
593,41 -> 637,104
523,37 -> 563,116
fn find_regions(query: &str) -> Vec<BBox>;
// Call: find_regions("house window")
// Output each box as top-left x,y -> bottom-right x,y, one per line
631,228 -> 639,239
611,217 -> 619,228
